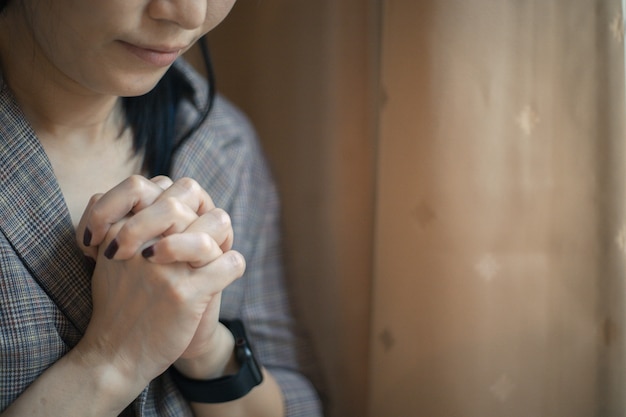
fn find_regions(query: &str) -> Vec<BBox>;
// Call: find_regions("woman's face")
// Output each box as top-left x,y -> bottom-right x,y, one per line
2,0 -> 235,96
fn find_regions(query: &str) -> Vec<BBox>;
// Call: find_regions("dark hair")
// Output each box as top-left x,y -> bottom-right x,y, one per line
124,39 -> 215,177
0,0 -> 216,177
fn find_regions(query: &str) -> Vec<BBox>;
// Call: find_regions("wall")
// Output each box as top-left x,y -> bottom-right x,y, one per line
191,2 -> 380,416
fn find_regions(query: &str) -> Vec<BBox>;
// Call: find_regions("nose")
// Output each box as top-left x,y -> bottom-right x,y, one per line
147,0 -> 207,30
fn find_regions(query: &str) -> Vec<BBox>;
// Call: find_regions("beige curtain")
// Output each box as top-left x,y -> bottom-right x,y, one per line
370,0 -> 626,416
198,0 -> 626,416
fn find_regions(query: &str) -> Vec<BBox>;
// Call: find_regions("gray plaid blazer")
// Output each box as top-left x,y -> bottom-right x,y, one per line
0,59 -> 323,416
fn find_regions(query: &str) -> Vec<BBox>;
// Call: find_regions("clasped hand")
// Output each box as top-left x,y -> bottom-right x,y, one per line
73,175 -> 245,391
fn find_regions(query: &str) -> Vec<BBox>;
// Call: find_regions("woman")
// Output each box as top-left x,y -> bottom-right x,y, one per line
0,0 -> 323,416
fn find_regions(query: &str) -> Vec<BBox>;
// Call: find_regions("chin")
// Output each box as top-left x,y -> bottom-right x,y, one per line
120,83 -> 161,98
115,74 -> 165,98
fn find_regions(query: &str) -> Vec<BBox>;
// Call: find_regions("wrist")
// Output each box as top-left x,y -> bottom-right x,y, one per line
66,344 -> 143,415
174,323 -> 238,380
170,319 -> 265,404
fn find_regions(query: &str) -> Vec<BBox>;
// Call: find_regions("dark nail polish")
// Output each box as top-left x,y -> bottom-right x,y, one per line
142,246 -> 154,258
104,239 -> 119,259
83,228 -> 92,247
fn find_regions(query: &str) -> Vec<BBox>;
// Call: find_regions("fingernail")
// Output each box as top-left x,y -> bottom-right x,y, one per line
141,245 -> 154,258
83,228 -> 92,247
104,239 -> 119,259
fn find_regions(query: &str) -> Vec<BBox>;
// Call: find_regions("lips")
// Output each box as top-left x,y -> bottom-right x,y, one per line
119,41 -> 184,67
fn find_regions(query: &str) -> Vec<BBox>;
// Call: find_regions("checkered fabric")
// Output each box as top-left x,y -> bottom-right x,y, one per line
0,59 -> 324,416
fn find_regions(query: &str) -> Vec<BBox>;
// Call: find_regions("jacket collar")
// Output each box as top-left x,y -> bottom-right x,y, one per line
0,80 -> 92,344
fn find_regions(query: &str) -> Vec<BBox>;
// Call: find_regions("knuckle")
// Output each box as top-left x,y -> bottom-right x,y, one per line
126,174 -> 153,200
125,176 -> 152,209
162,197 -> 187,216
212,208 -> 231,226
197,233 -> 217,254
175,177 -> 201,194
227,251 -> 246,276
126,174 -> 148,190
88,193 -> 103,206
125,174 -> 144,190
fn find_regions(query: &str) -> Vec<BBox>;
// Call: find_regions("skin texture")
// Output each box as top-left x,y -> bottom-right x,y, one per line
5,0 -> 235,97
0,1 -> 286,416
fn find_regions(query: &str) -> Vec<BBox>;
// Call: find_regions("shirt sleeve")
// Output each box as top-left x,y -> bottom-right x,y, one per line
225,122 -> 325,417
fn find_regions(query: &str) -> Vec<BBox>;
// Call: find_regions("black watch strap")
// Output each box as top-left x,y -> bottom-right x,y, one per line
169,319 -> 264,403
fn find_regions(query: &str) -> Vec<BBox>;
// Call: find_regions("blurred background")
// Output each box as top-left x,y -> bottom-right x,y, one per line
188,1 -> 626,416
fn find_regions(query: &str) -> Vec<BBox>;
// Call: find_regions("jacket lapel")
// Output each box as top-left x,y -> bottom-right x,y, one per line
0,82 -> 92,343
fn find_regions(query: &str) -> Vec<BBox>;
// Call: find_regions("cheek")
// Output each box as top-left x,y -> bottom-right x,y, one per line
30,8 -> 99,68
205,0 -> 236,32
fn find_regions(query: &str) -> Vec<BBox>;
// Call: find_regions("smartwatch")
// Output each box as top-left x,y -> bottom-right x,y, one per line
169,319 -> 264,403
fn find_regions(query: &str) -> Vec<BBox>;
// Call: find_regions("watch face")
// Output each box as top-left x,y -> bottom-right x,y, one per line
230,324 -> 263,386
245,349 -> 264,385
235,340 -> 263,384
237,342 -> 253,362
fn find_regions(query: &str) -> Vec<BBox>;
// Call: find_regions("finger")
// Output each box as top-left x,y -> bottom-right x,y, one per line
141,232 -> 224,268
187,250 -> 246,295
82,175 -> 170,249
133,208 -> 233,266
153,177 -> 215,216
151,175 -> 174,190
104,196 -> 199,260
96,216 -> 128,262
184,208 -> 234,252
76,193 -> 104,259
